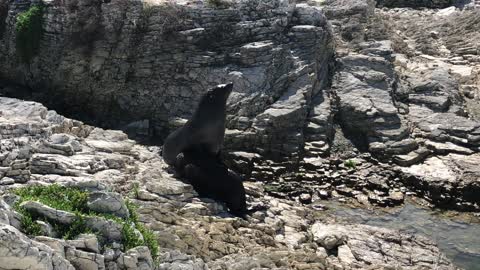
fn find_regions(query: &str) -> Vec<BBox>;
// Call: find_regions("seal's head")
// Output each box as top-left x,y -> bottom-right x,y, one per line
199,82 -> 233,109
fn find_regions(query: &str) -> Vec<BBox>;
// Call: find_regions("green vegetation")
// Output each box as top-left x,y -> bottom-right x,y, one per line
13,184 -> 89,213
15,4 -> 44,63
344,159 -> 357,170
124,199 -> 159,257
12,184 -> 89,239
15,207 -> 42,236
12,184 -> 158,259
131,182 -> 140,199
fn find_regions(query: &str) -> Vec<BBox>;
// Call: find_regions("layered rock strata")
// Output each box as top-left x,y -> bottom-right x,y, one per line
0,97 -> 458,269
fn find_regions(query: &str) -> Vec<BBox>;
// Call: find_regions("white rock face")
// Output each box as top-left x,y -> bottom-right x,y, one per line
65,248 -> 105,270
116,246 -> 153,270
311,223 -> 456,269
0,224 -> 75,270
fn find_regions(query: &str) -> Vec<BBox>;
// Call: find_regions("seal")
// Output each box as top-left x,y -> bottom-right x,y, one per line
162,82 -> 233,166
176,145 -> 247,217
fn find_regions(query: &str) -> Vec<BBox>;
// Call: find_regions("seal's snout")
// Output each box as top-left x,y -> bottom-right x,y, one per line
224,82 -> 233,95
211,82 -> 233,100
219,82 -> 233,93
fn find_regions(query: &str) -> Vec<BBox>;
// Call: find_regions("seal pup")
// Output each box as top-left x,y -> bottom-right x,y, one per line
175,145 -> 247,217
162,82 -> 233,166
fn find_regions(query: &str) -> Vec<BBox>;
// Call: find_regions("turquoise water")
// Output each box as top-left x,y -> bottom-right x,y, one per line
327,202 -> 480,270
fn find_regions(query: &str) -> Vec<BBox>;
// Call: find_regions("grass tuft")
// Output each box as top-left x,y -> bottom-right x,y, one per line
344,159 -> 357,170
11,184 -> 159,259
13,184 -> 89,213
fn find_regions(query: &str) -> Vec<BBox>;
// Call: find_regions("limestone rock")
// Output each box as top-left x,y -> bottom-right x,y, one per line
65,248 -> 105,270
156,250 -> 207,270
311,223 -> 456,269
116,246 -> 153,270
84,216 -> 123,242
68,234 -> 100,254
87,191 -> 129,219
21,201 -> 77,225
0,224 -> 75,270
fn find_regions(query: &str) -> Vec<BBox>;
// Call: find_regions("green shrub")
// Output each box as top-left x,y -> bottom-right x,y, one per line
16,207 -> 42,236
13,184 -> 89,213
131,182 -> 140,199
12,185 -> 159,259
344,159 -> 357,170
124,199 -> 159,258
15,4 -> 44,63
137,222 -> 159,257
56,214 -> 90,240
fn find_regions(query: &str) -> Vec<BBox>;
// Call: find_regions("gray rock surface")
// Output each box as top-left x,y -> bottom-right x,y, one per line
87,191 -> 129,219
1,0 -> 480,268
21,200 -> 77,224
0,97 -> 458,269
0,0 -> 334,162
1,0 -> 479,213
0,224 -> 75,270
312,223 -> 456,269
116,246 -> 153,270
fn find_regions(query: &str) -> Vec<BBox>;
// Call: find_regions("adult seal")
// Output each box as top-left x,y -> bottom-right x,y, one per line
176,146 -> 247,217
162,82 -> 233,166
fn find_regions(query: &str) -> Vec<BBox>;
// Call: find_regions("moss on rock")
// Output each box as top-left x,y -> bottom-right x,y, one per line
12,184 -> 159,259
15,4 -> 44,63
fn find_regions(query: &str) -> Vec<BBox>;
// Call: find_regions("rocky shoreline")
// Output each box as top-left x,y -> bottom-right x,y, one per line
1,0 -> 479,213
0,97 -> 460,269
1,0 -> 479,268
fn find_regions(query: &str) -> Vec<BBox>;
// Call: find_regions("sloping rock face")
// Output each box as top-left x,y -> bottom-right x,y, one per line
269,0 -> 480,212
0,0 -> 334,161
0,97 -> 458,269
0,224 -> 75,270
